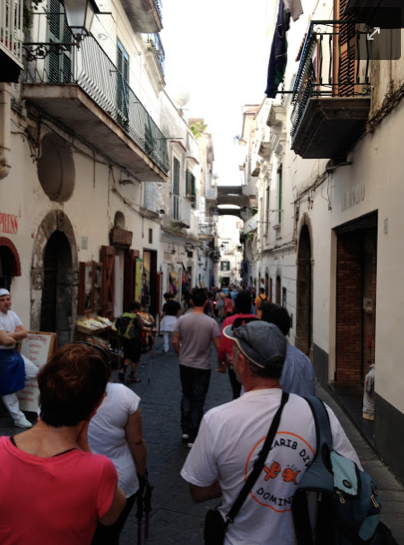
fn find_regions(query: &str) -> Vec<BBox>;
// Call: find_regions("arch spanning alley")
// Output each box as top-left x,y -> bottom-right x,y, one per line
216,186 -> 249,217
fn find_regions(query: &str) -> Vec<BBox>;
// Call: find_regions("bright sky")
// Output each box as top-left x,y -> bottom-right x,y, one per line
161,0 -> 271,186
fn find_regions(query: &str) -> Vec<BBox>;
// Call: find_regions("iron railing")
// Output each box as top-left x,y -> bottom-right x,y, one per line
291,20 -> 371,139
0,0 -> 23,64
144,33 -> 165,77
154,0 -> 163,21
23,35 -> 169,174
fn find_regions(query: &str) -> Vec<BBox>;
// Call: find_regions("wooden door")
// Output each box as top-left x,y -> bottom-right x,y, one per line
124,249 -> 139,311
100,245 -> 115,319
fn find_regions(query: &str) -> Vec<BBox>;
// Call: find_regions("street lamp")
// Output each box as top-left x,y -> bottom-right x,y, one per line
64,0 -> 99,42
23,0 -> 100,61
211,206 -> 219,224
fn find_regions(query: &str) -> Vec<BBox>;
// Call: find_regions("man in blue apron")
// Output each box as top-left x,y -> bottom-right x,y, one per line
0,289 -> 38,428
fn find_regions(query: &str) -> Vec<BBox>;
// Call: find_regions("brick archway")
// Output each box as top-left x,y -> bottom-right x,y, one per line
296,215 -> 313,359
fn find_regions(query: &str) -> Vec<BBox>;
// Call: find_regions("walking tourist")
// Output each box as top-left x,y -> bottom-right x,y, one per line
181,320 -> 360,544
160,292 -> 181,353
173,288 -> 221,447
0,343 -> 126,544
87,338 -> 148,545
261,302 -> 316,396
254,286 -> 269,319
116,301 -> 152,384
217,290 -> 257,399
0,288 -> 37,428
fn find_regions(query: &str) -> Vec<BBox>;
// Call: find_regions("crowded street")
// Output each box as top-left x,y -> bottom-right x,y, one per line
2,0 -> 404,542
1,332 -> 403,544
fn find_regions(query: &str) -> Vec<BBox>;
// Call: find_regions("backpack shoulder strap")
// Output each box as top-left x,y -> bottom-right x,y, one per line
304,396 -> 333,453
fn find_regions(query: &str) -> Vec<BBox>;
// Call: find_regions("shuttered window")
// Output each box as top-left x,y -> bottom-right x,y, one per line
186,170 -> 196,208
47,0 -> 73,83
117,39 -> 130,129
173,157 -> 180,220
334,0 -> 357,96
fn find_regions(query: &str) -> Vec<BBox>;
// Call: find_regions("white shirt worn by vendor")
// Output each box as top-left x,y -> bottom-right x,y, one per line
88,382 -> 140,498
181,389 -> 361,545
0,311 -> 21,349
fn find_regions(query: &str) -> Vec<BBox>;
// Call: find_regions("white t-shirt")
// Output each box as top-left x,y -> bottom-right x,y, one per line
181,389 -> 361,545
0,310 -> 21,349
88,382 -> 140,498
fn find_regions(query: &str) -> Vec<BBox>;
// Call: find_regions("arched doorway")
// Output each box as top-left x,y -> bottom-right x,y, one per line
31,210 -> 78,346
276,275 -> 281,305
296,223 -> 313,357
40,231 -> 73,346
0,238 -> 21,290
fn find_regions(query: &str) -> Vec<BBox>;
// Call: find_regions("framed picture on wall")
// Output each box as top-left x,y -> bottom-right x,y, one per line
78,262 -> 103,315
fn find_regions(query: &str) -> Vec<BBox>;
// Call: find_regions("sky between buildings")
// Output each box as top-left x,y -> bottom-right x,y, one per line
161,0 -> 272,186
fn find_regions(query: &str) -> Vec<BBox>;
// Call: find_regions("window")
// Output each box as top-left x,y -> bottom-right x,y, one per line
173,157 -> 180,220
149,229 -> 153,244
220,261 -> 231,271
278,165 -> 283,224
48,0 -> 73,83
265,182 -> 270,234
117,39 -> 129,129
186,170 -> 196,208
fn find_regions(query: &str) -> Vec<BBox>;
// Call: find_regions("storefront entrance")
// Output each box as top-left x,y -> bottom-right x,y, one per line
335,212 -> 377,385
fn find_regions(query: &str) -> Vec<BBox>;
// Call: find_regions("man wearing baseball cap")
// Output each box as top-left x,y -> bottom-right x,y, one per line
0,289 -> 37,428
181,320 -> 360,544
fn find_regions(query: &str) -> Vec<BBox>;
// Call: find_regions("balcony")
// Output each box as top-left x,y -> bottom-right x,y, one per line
291,21 -> 371,159
144,33 -> 165,87
171,195 -> 191,229
198,221 -> 215,238
23,36 -> 169,181
0,0 -> 24,82
121,0 -> 162,34
205,187 -> 217,200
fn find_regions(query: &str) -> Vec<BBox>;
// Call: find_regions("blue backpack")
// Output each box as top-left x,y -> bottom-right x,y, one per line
292,396 -> 381,545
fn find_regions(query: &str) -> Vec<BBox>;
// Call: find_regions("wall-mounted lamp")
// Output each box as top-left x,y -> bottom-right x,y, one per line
23,0 -> 101,61
64,0 -> 99,42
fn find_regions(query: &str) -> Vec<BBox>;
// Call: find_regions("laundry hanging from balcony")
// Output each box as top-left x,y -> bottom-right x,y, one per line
265,0 -> 302,98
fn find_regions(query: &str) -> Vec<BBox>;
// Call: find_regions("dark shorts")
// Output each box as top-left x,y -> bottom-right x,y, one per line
122,337 -> 141,363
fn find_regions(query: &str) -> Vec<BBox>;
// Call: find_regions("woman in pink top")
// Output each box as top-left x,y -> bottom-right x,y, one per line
0,343 -> 126,545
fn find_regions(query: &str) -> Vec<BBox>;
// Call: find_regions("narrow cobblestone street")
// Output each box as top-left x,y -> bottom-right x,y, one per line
1,334 -> 403,544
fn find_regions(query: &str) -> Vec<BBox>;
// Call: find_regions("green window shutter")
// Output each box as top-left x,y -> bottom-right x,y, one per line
191,174 -> 196,208
278,166 -> 283,224
117,40 -> 130,128
173,158 -> 180,196
47,0 -> 73,83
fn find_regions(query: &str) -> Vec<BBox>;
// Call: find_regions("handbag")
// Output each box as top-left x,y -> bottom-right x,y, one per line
203,391 -> 289,545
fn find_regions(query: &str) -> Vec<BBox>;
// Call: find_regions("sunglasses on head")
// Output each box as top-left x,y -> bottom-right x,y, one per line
75,341 -> 111,370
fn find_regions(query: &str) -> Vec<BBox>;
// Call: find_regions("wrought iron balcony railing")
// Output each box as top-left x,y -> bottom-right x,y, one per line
23,35 -> 169,174
144,33 -> 165,77
291,20 -> 371,140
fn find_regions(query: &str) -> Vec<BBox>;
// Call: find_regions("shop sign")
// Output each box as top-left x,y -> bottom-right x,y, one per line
341,184 -> 365,212
0,212 -> 18,234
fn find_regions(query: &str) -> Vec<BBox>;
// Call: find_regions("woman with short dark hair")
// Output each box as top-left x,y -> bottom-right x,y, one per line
0,343 -> 126,544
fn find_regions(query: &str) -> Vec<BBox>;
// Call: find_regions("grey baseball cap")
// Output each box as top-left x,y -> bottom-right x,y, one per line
223,320 -> 287,369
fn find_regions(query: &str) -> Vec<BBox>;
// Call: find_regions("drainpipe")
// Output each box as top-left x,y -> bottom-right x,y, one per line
0,83 -> 11,180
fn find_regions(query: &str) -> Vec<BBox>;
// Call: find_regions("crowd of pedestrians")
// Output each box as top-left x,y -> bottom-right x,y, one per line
0,284 -> 384,544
